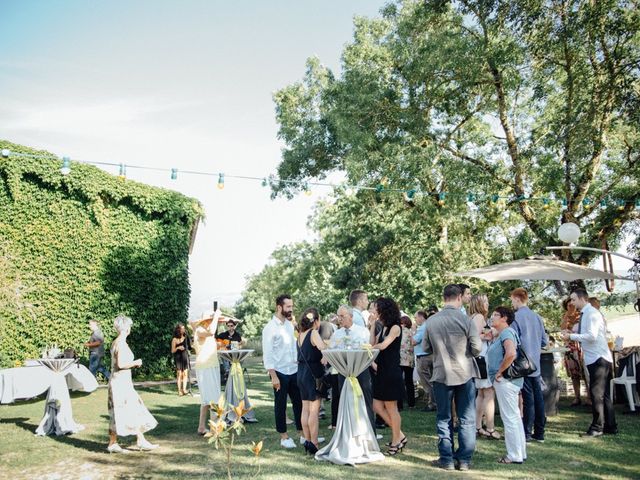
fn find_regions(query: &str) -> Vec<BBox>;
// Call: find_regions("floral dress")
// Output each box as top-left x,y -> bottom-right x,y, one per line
399,327 -> 415,367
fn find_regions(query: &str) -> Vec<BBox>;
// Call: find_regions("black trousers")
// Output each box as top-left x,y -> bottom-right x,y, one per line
338,369 -> 375,432
328,373 -> 340,427
398,365 -> 416,409
273,371 -> 302,434
586,357 -> 617,433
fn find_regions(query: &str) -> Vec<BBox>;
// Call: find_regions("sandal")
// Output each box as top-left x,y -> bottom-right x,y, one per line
570,399 -> 581,407
498,456 -> 522,464
385,436 -> 407,448
485,429 -> 501,440
386,442 -> 403,456
477,427 -> 488,438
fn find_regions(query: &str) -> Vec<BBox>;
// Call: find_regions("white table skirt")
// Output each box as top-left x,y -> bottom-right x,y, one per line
0,364 -> 98,404
315,349 -> 384,466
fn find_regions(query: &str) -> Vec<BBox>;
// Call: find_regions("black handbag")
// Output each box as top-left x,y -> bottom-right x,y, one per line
503,332 -> 537,379
475,356 -> 488,380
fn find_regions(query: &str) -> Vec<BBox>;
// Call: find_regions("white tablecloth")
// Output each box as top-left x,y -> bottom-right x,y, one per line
217,349 -> 257,422
0,363 -> 97,404
315,349 -> 384,466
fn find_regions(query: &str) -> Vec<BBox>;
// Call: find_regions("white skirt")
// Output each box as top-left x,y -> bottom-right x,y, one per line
475,377 -> 493,389
196,366 -> 221,405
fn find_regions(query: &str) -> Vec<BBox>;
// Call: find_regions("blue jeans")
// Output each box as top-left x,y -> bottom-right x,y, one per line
522,376 -> 545,439
89,353 -> 110,380
433,380 -> 476,465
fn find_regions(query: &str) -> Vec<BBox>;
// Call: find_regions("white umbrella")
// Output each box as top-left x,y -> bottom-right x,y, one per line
454,256 -> 633,282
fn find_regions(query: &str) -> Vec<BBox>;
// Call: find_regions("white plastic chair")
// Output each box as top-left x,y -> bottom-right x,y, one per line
610,352 -> 639,412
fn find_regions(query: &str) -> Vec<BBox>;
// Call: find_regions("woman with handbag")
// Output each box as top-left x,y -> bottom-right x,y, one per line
470,294 -> 500,440
296,308 -> 327,454
487,306 -> 527,465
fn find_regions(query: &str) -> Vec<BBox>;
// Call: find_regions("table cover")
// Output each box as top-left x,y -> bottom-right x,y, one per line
217,349 -> 257,422
315,348 -> 384,465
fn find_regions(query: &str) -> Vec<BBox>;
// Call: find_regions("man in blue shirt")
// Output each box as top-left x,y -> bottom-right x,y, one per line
413,310 -> 436,411
511,287 -> 548,443
349,289 -> 369,328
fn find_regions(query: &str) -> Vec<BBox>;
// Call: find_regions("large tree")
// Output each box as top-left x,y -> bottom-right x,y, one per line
236,0 -> 639,333
272,0 -> 639,266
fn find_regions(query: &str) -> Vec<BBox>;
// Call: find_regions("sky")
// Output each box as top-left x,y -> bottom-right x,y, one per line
0,0 -> 388,317
1,1 -> 636,319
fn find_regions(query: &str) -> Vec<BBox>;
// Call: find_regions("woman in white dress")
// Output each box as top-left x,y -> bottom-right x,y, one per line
192,310 -> 222,435
471,295 -> 501,440
107,315 -> 158,453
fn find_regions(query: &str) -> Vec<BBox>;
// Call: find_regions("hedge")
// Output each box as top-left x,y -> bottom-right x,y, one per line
0,140 -> 203,376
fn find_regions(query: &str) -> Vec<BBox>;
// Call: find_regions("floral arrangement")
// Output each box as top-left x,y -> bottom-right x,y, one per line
41,345 -> 62,359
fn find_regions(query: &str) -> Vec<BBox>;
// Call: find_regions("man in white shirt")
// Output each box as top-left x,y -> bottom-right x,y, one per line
262,294 -> 302,448
458,283 -> 472,315
331,305 -> 376,433
563,289 -> 617,437
349,289 -> 369,328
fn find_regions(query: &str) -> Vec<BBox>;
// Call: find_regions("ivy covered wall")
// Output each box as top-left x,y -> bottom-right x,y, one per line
0,140 -> 203,375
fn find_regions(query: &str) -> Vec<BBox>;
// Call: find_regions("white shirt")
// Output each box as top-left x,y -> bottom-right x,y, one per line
570,304 -> 612,365
262,315 -> 298,375
330,323 -> 370,346
352,308 -> 366,328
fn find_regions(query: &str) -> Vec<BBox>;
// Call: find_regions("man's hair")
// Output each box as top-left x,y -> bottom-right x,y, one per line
349,289 -> 366,306
571,288 -> 589,300
588,296 -> 600,309
510,287 -> 529,303
338,305 -> 353,316
88,319 -> 99,325
275,294 -> 292,307
457,283 -> 470,293
494,306 -> 515,325
226,320 -> 236,327
443,284 -> 462,301
415,310 -> 428,320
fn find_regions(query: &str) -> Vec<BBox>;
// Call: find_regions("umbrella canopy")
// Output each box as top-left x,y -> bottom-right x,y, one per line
454,256 -> 632,282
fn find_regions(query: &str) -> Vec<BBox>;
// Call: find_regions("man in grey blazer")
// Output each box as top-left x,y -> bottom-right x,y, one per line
424,284 -> 482,471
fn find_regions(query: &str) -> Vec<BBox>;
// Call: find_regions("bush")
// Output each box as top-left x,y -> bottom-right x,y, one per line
0,140 -> 203,375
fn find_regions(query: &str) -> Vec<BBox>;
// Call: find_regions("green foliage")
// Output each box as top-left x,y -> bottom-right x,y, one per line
271,0 -> 638,259
237,0 -> 639,334
0,140 -> 203,374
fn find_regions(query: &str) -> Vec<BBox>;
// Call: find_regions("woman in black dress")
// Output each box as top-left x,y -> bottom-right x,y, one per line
171,323 -> 191,396
369,297 -> 406,455
296,308 -> 327,454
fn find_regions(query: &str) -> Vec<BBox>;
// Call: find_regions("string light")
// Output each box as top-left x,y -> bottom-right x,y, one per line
60,157 -> 71,176
0,149 -> 636,209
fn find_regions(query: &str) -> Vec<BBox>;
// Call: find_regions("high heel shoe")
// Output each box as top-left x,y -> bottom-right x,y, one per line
303,440 -> 318,455
385,436 -> 407,448
386,442 -> 403,456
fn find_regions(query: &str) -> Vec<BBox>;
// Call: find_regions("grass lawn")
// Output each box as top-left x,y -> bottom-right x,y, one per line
1,358 -> 639,480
